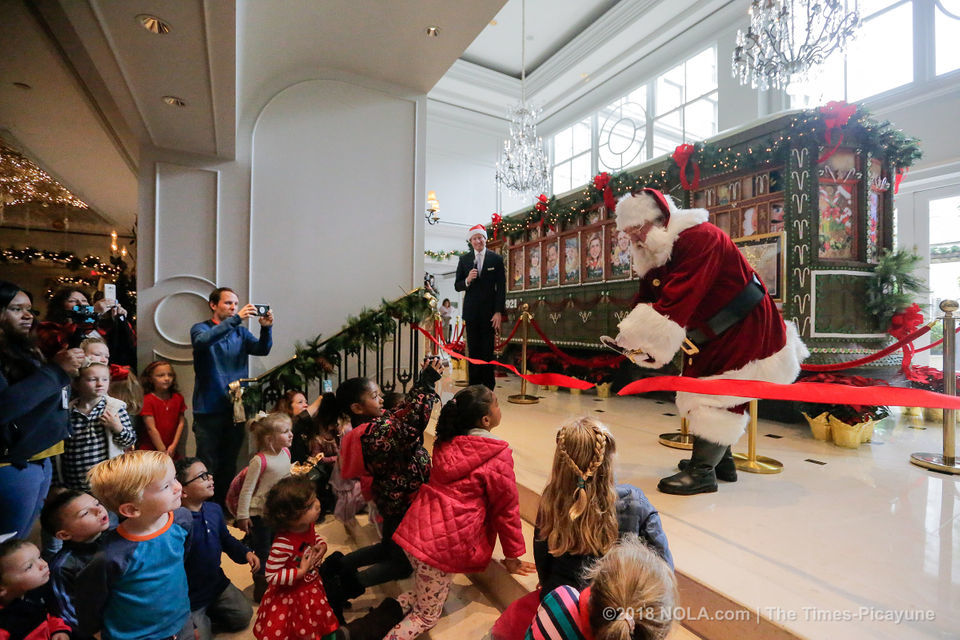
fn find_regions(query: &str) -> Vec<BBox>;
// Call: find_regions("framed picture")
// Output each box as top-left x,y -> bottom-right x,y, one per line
509,247 -> 525,291
528,223 -> 542,242
526,244 -> 541,289
583,230 -> 604,281
734,232 -> 785,302
608,225 -> 632,278
544,239 -> 560,286
562,234 -> 580,285
769,201 -> 784,233
586,206 -> 603,225
741,207 -> 759,237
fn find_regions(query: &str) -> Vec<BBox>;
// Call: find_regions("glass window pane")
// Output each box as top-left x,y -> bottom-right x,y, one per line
859,0 -> 901,17
936,0 -> 960,75
553,161 -> 571,194
656,63 -> 685,115
553,127 -> 573,163
684,92 -> 718,142
571,153 -> 592,190
627,85 -> 647,105
685,47 -> 717,99
653,118 -> 684,158
847,5 -> 913,100
598,93 -> 647,172
788,48 -> 846,106
572,119 -> 591,156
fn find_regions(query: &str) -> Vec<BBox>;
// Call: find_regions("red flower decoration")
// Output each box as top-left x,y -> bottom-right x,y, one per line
593,172 -> 610,190
671,144 -> 700,190
888,303 -> 924,340
490,213 -> 502,240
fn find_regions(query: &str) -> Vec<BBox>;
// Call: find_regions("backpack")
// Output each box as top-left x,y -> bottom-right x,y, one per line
225,449 -> 289,518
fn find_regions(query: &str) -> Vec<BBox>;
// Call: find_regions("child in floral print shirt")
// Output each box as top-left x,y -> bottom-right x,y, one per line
318,359 -> 443,618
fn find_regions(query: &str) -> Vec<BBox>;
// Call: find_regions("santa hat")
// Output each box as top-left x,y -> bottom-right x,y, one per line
615,188 -> 676,231
466,224 -> 487,242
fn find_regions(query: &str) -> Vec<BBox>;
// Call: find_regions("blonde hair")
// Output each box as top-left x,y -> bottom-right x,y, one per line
87,450 -> 172,513
248,412 -> 293,450
584,534 -> 677,640
79,337 -> 107,352
110,375 -> 144,416
537,417 -> 618,556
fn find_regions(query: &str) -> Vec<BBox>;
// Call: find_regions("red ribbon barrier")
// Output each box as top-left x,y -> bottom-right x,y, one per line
415,325 -> 595,389
799,322 -> 933,372
671,144 -> 700,191
618,376 -> 960,409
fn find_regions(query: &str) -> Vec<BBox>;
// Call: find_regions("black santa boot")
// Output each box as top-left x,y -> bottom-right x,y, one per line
658,436 -> 728,495
678,445 -> 737,482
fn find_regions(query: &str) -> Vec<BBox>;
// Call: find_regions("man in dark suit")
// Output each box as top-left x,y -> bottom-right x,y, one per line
454,224 -> 506,390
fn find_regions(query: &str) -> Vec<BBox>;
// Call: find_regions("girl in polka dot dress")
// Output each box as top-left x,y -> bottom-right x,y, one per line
253,476 -> 339,640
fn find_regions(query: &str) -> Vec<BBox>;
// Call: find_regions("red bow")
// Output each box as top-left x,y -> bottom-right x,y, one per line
889,303 -> 924,372
888,303 -> 924,341
894,167 -> 908,194
109,363 -> 131,381
534,194 -> 549,214
491,213 -> 502,241
671,144 -> 700,191
818,101 -> 858,163
592,172 -> 617,211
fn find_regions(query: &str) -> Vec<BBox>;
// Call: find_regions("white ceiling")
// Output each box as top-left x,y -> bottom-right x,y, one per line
461,0 -> 621,77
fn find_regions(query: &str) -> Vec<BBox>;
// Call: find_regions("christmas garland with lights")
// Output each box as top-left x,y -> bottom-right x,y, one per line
425,249 -> 469,261
0,246 -> 137,307
241,289 -> 435,409
488,105 -> 922,241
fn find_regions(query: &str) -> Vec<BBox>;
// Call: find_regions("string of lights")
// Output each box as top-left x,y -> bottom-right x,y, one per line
0,143 -> 89,209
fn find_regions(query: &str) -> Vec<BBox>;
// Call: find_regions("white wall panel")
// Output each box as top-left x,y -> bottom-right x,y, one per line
154,163 -> 219,286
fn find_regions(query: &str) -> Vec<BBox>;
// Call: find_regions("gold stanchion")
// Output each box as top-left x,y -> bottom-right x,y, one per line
733,399 -> 783,473
509,304 -> 539,404
911,299 -> 960,474
659,417 -> 693,449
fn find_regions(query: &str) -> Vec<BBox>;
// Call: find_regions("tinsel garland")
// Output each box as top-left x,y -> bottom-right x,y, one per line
241,290 -> 434,409
489,105 -> 922,241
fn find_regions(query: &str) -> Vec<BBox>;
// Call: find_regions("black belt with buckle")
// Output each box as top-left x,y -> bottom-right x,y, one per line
686,274 -> 765,348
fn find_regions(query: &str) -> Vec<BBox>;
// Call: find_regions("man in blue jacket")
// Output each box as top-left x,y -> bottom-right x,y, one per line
190,287 -> 273,505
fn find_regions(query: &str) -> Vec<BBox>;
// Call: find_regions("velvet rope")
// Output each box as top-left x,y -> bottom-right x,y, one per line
618,376 -> 960,409
528,318 -> 625,368
799,323 -> 933,372
415,325 -> 595,389
911,325 -> 960,353
496,317 -> 523,350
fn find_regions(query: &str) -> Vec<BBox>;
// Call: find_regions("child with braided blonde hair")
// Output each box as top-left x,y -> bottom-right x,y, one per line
491,417 -> 673,640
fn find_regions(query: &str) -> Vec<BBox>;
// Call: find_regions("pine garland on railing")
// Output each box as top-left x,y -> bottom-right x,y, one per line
240,289 -> 435,409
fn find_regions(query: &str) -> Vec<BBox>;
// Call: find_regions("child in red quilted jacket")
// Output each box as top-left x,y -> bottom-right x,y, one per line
387,385 -> 535,639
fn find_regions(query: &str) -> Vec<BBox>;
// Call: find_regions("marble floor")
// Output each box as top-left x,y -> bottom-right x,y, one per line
463,374 -> 959,640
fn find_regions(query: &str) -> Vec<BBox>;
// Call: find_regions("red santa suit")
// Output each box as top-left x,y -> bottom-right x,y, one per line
614,190 -> 808,447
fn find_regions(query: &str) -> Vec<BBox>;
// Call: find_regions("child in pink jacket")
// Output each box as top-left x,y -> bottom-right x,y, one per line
388,385 -> 535,639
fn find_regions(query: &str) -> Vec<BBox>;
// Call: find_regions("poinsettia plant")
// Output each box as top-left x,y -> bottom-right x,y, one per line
798,372 -> 891,425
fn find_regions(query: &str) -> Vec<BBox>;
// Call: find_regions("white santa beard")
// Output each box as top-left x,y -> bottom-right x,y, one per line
629,226 -> 673,278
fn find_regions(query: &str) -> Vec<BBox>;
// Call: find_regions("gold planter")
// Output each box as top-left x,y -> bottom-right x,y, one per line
570,388 -> 582,396
596,382 -> 613,398
902,406 -> 923,417
802,412 -> 832,442
923,407 -> 944,423
826,416 -> 874,449
544,385 -> 558,392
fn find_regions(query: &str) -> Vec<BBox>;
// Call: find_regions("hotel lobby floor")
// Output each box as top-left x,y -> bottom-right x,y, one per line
460,374 -> 958,640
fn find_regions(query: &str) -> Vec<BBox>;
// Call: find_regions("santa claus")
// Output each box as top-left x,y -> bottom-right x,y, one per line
612,188 -> 808,495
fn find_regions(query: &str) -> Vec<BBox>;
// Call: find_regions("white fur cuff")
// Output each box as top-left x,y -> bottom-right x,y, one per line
616,304 -> 686,368
686,405 -> 748,446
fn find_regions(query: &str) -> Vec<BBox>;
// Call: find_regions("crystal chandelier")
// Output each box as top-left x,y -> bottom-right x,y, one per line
732,0 -> 861,90
495,0 -> 550,199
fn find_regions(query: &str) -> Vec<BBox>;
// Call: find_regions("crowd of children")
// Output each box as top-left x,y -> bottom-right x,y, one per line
2,335 -> 679,640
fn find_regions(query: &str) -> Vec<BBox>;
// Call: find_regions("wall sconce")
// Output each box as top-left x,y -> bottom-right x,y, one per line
425,190 -> 440,225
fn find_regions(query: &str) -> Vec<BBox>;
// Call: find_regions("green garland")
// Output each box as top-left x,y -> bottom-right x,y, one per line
864,249 -> 925,328
241,289 -> 435,409
425,249 -> 469,261
489,105 -> 922,241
